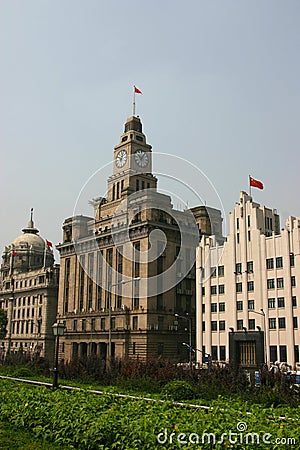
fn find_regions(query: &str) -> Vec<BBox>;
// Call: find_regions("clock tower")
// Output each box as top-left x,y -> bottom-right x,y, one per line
107,115 -> 157,203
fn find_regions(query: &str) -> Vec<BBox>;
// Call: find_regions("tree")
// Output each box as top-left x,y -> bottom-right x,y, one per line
0,309 -> 7,339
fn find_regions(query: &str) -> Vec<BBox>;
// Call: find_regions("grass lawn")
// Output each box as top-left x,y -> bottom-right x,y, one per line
0,421 -> 67,450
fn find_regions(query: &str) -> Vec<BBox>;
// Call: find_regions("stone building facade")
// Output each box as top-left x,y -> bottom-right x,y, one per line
0,213 -> 59,361
196,191 -> 300,368
57,115 -> 222,362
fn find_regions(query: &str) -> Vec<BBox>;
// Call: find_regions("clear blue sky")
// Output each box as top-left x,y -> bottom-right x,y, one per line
1,0 -> 299,261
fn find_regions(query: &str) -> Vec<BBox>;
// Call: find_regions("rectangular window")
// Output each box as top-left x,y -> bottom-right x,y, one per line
202,321 -> 206,332
157,294 -> 163,311
266,258 -> 274,270
279,346 -> 287,362
268,298 -> 276,309
248,319 -> 255,330
211,321 -> 217,331
236,282 -> 242,293
277,297 -> 285,308
158,316 -> 164,330
73,320 -> 77,331
219,320 -> 225,331
294,345 -> 299,363
219,346 -> 226,361
132,316 -> 138,330
211,285 -> 217,295
157,343 -> 164,356
248,230 -> 251,241
235,263 -> 242,274
218,284 -> 225,294
277,278 -> 284,289
211,267 -> 216,278
111,318 -> 116,330
237,233 -> 240,244
276,257 -> 283,268
278,317 -> 286,329
270,346 -> 278,363
247,261 -> 253,273
293,317 -> 298,329
247,215 -> 251,227
211,346 -> 218,360
247,281 -> 254,291
290,253 -> 295,267
236,218 -> 239,229
211,303 -> 217,313
248,300 -> 254,310
292,296 -> 297,307
202,304 -> 205,313
202,287 -> 205,296
269,318 -> 276,329
219,302 -> 225,312
291,276 -> 296,287
81,319 -> 86,332
237,301 -> 243,311
218,265 -> 224,277
267,279 -> 275,289
237,319 -> 243,330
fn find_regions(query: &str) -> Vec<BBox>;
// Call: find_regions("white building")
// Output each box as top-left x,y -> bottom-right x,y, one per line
196,191 -> 300,368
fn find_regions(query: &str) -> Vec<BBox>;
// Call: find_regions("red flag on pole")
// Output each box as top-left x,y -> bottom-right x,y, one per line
134,86 -> 142,94
249,176 -> 264,190
12,250 -> 18,257
46,239 -> 53,247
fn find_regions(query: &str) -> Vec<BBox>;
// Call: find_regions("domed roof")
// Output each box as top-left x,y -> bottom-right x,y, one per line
10,209 -> 46,253
1,209 -> 54,274
12,232 -> 46,252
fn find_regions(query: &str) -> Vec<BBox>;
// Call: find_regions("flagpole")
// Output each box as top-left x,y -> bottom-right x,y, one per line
43,241 -> 47,268
249,175 -> 252,197
133,86 -> 136,116
9,248 -> 14,277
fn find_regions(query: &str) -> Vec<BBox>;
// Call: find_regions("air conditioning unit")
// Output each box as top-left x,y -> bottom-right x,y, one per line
81,308 -> 85,312
74,308 -> 77,314
89,308 -> 93,313
121,304 -> 126,310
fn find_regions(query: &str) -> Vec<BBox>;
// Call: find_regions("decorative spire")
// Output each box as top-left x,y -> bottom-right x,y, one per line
22,208 -> 39,235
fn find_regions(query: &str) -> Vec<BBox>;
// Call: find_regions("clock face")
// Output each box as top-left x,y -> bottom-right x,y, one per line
116,149 -> 127,168
134,149 -> 149,168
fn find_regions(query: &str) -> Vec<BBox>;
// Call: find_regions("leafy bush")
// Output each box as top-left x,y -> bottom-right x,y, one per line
162,380 -> 195,400
11,366 -> 36,378
0,379 -> 299,449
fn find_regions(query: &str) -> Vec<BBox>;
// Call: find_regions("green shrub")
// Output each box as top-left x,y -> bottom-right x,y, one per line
161,380 -> 195,400
12,367 -> 35,378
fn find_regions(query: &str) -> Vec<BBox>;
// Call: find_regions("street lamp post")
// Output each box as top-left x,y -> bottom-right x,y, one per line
175,313 -> 192,368
248,308 -> 267,364
108,277 -> 140,367
52,322 -> 66,389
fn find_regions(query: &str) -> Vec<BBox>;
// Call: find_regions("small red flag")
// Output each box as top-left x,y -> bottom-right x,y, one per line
134,86 -> 142,94
250,176 -> 264,190
12,250 -> 18,257
46,239 -> 53,247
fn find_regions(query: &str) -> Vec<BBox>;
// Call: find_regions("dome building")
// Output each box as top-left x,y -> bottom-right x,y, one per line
0,211 -> 59,361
